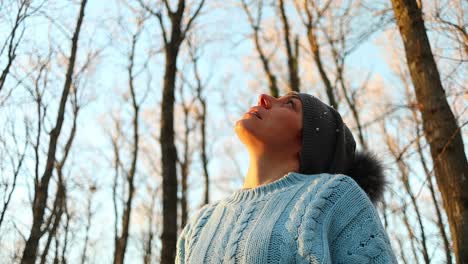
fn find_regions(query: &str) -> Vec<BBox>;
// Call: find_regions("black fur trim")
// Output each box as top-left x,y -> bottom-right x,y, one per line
346,151 -> 388,205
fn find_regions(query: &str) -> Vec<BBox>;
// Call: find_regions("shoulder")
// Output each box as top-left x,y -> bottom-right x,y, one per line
286,174 -> 355,237
289,174 -> 363,261
321,175 -> 398,263
301,173 -> 364,206
176,203 -> 219,263
311,173 -> 369,203
292,174 -> 391,262
288,173 -> 358,223
307,173 -> 376,224
188,202 -> 218,227
321,173 -> 377,213
192,202 -> 215,220
179,202 -> 218,238
317,174 -> 390,248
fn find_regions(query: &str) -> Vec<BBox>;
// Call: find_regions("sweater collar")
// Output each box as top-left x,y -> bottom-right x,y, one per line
222,172 -> 320,205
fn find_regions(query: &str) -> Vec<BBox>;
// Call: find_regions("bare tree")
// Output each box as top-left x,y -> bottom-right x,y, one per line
112,16 -> 146,264
187,37 -> 211,207
142,184 -> 159,264
176,76 -> 197,229
278,0 -> 300,92
399,63 -> 454,263
20,0 -> 89,262
391,0 -> 468,262
137,0 -> 206,262
430,0 -> 467,60
384,123 -> 430,263
60,199 -> 71,264
39,176 -> 65,264
80,183 -> 97,264
294,0 -> 337,108
400,196 -> 421,264
296,0 -> 391,149
0,119 -> 28,230
0,0 -> 38,93
174,34 -> 213,231
111,116 -> 123,263
39,82 -> 81,264
396,235 -> 409,264
322,2 -> 375,150
241,0 -> 280,97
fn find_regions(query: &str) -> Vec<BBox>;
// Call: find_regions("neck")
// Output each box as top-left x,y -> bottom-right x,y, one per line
242,150 -> 299,189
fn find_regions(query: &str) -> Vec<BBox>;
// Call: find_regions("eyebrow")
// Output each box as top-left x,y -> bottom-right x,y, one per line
283,92 -> 300,101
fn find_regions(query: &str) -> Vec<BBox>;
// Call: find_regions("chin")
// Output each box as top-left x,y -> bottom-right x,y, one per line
234,119 -> 263,145
234,119 -> 250,138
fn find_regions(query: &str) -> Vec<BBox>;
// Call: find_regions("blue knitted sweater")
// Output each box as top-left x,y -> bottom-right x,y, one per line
175,172 -> 398,263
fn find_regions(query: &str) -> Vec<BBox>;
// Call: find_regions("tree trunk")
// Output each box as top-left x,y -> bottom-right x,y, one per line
306,27 -> 337,109
190,42 -> 211,206
278,0 -> 300,92
160,43 -> 181,264
391,0 -> 468,262
138,1 -> 205,262
298,1 -> 337,109
20,0 -> 88,262
241,0 -> 279,97
386,131 -> 430,263
113,27 -> 141,264
200,101 -> 210,205
410,93 -> 453,264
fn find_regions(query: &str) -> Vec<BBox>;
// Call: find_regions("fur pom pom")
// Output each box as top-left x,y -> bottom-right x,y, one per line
346,151 -> 388,205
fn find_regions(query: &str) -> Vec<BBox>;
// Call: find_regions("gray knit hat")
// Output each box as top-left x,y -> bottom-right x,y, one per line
296,93 -> 356,175
294,93 -> 389,205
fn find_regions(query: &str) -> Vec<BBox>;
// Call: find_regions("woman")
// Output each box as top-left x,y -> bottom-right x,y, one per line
176,91 -> 398,263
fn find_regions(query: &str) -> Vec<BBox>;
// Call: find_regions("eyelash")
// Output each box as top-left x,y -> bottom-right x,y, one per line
287,99 -> 294,108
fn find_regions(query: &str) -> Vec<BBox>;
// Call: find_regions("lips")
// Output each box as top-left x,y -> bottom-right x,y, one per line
248,110 -> 262,120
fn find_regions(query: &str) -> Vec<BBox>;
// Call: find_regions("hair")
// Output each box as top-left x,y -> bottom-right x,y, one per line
345,150 -> 389,205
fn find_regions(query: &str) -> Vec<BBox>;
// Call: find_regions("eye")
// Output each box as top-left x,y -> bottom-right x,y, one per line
287,99 -> 295,108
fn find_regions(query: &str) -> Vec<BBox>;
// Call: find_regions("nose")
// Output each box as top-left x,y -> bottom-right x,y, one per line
258,94 -> 273,109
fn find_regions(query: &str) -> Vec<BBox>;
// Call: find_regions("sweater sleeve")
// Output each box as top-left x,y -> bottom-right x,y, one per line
327,176 -> 398,263
175,204 -> 211,264
295,175 -> 398,264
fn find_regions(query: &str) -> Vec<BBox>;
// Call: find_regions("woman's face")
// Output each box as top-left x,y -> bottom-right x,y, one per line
234,92 -> 303,154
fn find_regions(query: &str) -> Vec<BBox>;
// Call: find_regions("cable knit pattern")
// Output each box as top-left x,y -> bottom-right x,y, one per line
224,199 -> 261,262
327,178 -> 397,264
297,176 -> 348,263
176,203 -> 211,264
184,202 -> 217,262
210,208 -> 242,263
176,172 -> 398,264
285,177 -> 323,239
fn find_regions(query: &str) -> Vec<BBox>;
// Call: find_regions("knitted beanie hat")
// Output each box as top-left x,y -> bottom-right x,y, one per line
296,93 -> 388,205
297,93 -> 356,174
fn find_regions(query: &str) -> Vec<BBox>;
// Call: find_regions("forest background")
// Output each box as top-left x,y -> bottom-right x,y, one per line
0,0 -> 466,263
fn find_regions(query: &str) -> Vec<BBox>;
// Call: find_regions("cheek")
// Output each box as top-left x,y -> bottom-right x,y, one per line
256,108 -> 300,131
263,117 -> 301,140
